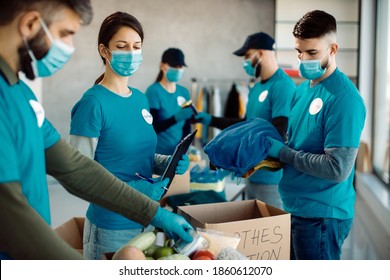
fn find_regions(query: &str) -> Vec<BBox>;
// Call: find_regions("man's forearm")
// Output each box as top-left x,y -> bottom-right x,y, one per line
45,139 -> 159,226
280,146 -> 358,182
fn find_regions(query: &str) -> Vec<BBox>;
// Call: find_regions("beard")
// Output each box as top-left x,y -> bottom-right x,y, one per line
255,62 -> 262,78
17,29 -> 49,80
252,56 -> 262,78
321,54 -> 330,70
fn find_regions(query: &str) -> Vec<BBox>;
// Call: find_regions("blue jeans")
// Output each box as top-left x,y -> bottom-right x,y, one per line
83,217 -> 154,260
290,216 -> 353,260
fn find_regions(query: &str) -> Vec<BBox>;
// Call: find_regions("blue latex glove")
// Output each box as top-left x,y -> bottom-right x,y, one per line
267,136 -> 285,159
194,112 -> 212,126
127,177 -> 170,201
174,107 -> 193,122
151,207 -> 194,243
175,154 -> 190,175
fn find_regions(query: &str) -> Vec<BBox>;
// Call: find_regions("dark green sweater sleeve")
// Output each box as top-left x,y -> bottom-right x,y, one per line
0,181 -> 84,259
45,138 -> 159,226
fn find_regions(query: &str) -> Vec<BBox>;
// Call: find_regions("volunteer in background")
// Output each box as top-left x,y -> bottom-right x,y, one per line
0,0 -> 193,260
69,11 -> 190,260
267,10 -> 366,259
195,32 -> 296,209
146,48 -> 194,155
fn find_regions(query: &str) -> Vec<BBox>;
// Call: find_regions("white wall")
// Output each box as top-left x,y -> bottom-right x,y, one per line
42,0 -> 274,137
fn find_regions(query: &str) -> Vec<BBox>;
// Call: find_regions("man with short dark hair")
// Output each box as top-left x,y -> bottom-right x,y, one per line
0,0 -> 192,260
267,10 -> 366,260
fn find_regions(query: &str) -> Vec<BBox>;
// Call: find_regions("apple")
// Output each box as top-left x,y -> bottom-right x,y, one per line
191,250 -> 215,260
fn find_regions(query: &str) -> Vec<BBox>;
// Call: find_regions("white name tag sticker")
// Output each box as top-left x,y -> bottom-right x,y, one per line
309,98 -> 323,115
142,109 -> 153,124
177,96 -> 186,106
258,90 -> 269,102
29,100 -> 45,127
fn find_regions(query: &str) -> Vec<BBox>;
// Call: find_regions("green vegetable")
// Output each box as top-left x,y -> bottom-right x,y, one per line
124,231 -> 156,251
144,244 -> 162,257
153,246 -> 175,259
158,254 -> 191,260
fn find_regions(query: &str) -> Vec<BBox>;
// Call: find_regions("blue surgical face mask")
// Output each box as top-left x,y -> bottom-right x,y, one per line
107,48 -> 143,77
166,67 -> 184,82
298,46 -> 330,80
25,19 -> 75,78
242,53 -> 261,77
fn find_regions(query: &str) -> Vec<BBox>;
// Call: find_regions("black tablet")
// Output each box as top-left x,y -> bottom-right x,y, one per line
161,129 -> 197,196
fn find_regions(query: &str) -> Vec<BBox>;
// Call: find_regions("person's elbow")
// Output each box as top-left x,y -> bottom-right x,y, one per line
327,164 -> 353,183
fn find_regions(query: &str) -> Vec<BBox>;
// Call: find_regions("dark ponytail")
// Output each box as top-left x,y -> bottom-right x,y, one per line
155,70 -> 164,83
94,73 -> 105,85
94,11 -> 144,84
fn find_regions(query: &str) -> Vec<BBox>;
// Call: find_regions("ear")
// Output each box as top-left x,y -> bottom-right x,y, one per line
330,43 -> 339,56
257,50 -> 264,59
160,62 -> 168,71
98,43 -> 109,59
18,11 -> 42,39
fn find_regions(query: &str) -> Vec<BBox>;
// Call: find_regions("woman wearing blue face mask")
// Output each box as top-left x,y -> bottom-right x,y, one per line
145,48 -> 194,155
68,12 -> 190,259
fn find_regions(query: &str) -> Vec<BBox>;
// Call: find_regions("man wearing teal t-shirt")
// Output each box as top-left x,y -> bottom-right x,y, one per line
0,0 -> 193,260
267,10 -> 366,260
196,32 -> 296,209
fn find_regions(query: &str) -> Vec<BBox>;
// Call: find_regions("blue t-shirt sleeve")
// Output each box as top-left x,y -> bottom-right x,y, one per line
324,94 -> 366,148
42,118 -> 60,149
145,84 -> 161,110
0,106 -> 19,182
270,81 -> 295,119
70,95 -> 102,138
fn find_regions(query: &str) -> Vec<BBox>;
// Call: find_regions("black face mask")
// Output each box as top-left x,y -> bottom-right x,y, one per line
17,29 -> 49,80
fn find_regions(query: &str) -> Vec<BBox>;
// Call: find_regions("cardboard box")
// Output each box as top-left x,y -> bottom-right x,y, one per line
55,217 -> 84,255
178,200 -> 291,260
162,169 -> 190,198
159,169 -> 190,207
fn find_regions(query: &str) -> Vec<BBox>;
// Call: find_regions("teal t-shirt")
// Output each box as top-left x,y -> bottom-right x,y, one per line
70,85 -> 157,229
279,68 -> 366,219
245,68 -> 295,184
145,82 -> 190,154
0,74 -> 60,225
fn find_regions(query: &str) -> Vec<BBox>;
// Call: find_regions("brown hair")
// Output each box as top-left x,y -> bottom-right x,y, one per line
0,0 -> 93,26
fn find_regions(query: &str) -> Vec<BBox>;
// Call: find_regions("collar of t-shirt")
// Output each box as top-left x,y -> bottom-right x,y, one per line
0,55 -> 18,86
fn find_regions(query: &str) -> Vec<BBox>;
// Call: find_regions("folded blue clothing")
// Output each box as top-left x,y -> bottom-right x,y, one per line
204,118 -> 283,177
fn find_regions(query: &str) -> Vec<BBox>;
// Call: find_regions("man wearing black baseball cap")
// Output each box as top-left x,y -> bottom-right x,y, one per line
195,31 -> 296,209
233,32 -> 275,78
233,32 -> 276,55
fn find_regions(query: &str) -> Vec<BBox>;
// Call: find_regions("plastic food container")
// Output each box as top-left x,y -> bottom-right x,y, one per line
173,228 -> 209,256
